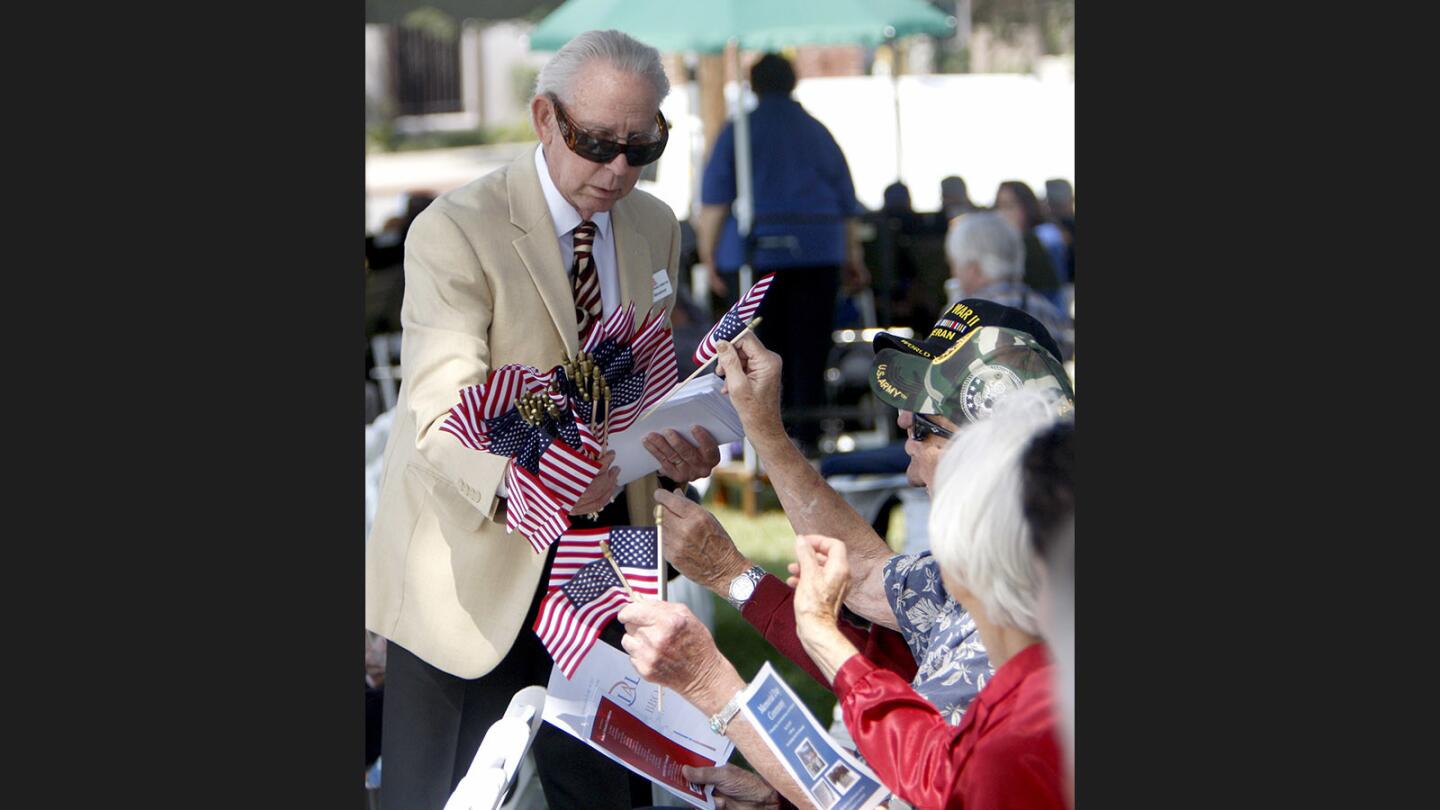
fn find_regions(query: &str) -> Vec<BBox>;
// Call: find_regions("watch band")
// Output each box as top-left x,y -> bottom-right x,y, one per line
708,687 -> 745,735
725,564 -> 766,610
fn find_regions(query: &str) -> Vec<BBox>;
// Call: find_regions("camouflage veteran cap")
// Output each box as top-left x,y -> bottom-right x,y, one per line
870,326 -> 1074,423
871,298 -> 1064,365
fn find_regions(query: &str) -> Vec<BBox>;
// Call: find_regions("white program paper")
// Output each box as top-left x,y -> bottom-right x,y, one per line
543,640 -> 736,809
608,373 -> 744,486
737,662 -> 890,810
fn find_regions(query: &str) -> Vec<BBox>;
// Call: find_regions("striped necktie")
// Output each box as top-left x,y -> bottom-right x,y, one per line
571,220 -> 601,340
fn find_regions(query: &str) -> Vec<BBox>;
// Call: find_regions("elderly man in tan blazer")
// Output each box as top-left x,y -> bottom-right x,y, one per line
366,30 -> 722,810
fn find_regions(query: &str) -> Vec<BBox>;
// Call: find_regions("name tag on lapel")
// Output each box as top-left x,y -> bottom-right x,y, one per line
652,269 -> 673,303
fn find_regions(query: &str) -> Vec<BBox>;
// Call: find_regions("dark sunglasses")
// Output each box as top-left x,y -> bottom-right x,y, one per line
909,413 -> 955,443
549,95 -> 668,166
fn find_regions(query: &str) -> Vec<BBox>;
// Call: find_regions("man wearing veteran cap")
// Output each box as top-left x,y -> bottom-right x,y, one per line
635,301 -> 1071,804
870,298 -> 1067,486
871,323 -> 1073,477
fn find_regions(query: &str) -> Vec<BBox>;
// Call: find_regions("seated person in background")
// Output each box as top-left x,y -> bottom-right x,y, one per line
993,180 -> 1064,304
929,175 -> 978,228
1042,179 -> 1076,285
791,387 -> 1071,810
943,211 -> 1074,361
878,180 -> 944,332
364,191 -> 436,340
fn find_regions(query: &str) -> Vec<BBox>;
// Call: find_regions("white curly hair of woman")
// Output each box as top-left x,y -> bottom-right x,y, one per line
928,387 -> 1070,635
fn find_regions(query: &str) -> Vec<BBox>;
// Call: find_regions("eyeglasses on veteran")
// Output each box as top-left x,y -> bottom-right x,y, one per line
549,94 -> 668,166
909,413 -> 956,442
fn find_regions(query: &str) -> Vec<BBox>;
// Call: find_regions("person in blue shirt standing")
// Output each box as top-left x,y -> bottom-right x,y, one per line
697,52 -> 866,454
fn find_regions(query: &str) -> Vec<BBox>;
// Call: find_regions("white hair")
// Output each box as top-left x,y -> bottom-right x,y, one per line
927,388 -> 1065,635
533,29 -> 670,106
946,211 -> 1024,282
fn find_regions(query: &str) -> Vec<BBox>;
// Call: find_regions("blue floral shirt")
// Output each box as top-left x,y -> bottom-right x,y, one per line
884,551 -> 993,725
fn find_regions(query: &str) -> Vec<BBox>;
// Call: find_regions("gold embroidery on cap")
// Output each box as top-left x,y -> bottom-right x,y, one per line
874,363 -> 908,400
932,328 -> 982,366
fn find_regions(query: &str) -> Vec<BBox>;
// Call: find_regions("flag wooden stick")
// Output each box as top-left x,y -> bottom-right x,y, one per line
599,539 -> 636,599
601,383 -> 612,449
654,505 -> 666,602
635,316 -> 763,424
604,533 -> 664,711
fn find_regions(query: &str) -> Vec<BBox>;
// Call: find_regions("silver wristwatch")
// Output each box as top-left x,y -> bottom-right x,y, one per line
708,688 -> 745,735
725,565 -> 766,610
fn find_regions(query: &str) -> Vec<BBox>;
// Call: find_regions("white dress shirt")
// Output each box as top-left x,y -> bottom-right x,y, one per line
498,148 -> 626,501
534,145 -> 622,319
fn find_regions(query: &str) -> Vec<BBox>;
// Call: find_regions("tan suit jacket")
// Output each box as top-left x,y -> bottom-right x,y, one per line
366,149 -> 682,678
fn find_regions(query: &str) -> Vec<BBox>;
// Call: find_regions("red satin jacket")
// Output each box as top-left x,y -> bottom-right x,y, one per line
834,643 -> 1065,810
741,573 -> 918,687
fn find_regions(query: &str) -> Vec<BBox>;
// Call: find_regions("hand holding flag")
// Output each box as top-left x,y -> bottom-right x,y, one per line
693,272 -> 775,367
535,525 -> 661,678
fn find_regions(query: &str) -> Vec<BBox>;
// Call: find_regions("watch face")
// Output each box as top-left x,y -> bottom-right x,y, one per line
730,576 -> 756,602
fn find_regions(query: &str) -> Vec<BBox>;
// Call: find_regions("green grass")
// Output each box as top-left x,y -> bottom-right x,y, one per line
704,499 -> 907,742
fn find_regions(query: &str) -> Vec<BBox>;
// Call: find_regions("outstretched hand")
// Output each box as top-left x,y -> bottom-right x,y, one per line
643,426 -> 722,484
617,600 -> 740,712
714,333 -> 783,437
792,534 -> 851,630
570,450 -> 620,515
653,488 -> 752,593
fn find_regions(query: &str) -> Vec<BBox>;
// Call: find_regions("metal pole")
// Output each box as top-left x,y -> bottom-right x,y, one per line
729,39 -> 759,480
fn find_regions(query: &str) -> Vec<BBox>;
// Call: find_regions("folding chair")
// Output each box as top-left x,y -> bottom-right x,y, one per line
444,686 -> 547,810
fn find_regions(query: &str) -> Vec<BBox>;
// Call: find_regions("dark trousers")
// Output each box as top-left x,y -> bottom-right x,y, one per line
756,265 -> 841,448
380,497 -> 651,810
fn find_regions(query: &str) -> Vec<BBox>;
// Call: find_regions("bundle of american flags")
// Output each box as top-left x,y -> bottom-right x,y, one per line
693,272 -> 776,366
559,302 -> 677,438
438,304 -> 678,553
535,526 -> 660,678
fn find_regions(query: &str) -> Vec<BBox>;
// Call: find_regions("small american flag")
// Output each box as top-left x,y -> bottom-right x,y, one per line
608,307 -> 677,433
581,302 -> 636,356
534,558 -> 634,678
693,272 -> 775,366
504,463 -> 570,553
548,527 -> 660,594
439,364 -> 548,451
537,421 -> 603,513
439,363 -> 605,553
506,420 -> 604,553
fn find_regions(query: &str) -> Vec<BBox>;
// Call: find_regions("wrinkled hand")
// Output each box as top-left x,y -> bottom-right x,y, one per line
643,426 -> 721,485
682,764 -> 780,810
714,333 -> 783,436
792,535 -> 861,682
618,600 -> 735,706
570,450 -> 620,516
654,488 -> 751,592
792,534 -> 851,635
